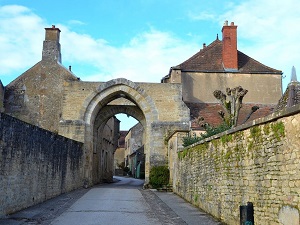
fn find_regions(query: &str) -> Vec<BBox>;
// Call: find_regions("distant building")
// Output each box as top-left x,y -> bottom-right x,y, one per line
114,130 -> 127,175
124,123 -> 145,178
98,116 -> 120,182
162,21 -> 283,129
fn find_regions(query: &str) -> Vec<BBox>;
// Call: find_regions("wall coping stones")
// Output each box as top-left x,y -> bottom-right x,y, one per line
183,104 -> 300,150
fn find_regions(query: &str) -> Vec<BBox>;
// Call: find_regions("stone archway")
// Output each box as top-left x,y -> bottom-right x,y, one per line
59,78 -> 190,187
81,78 -> 159,185
91,105 -> 146,184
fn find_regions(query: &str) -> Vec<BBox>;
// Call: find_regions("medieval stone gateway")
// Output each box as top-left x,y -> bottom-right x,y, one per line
2,23 -> 295,223
59,78 -> 190,184
2,26 -> 190,187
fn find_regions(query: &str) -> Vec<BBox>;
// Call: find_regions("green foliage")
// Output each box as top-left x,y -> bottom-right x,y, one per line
250,125 -> 261,137
202,122 -> 231,138
182,133 -> 203,147
149,166 -> 170,189
182,122 -> 231,147
271,121 -> 285,140
194,194 -> 199,202
263,123 -> 271,135
220,134 -> 233,144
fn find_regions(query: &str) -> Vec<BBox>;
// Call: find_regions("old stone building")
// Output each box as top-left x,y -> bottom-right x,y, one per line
114,130 -> 127,175
1,21 -> 299,223
124,122 -> 145,178
162,21 -> 283,129
1,21 -> 284,186
4,26 -> 79,132
2,25 -> 190,185
94,116 -> 120,183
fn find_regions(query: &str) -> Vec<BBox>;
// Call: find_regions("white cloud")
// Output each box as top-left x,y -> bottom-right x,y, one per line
59,27 -> 198,83
0,5 -> 199,85
1,1 -> 299,90
0,5 -> 45,78
221,0 -> 300,88
185,0 -> 300,89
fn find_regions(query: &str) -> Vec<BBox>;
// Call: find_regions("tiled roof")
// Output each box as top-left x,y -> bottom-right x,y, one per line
173,39 -> 282,74
186,102 -> 275,130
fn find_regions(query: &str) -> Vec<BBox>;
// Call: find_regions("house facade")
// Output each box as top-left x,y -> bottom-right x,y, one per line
162,21 -> 283,129
114,130 -> 127,175
124,123 -> 145,178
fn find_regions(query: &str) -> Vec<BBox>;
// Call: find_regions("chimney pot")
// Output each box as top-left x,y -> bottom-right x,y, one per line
52,25 -> 55,28
224,20 -> 228,26
203,43 -> 206,48
230,22 -> 234,26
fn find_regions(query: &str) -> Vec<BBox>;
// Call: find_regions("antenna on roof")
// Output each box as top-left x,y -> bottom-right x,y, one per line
291,66 -> 298,82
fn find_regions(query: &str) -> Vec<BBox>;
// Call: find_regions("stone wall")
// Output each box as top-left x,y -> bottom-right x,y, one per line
171,105 -> 300,225
0,113 -> 83,217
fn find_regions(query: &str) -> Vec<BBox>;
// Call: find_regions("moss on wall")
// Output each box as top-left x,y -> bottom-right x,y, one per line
173,113 -> 299,225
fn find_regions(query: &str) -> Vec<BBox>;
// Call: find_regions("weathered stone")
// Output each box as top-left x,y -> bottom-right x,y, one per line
169,106 -> 300,225
0,113 -> 83,216
3,27 -> 191,187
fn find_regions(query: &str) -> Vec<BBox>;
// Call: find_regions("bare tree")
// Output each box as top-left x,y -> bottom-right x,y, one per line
213,86 -> 248,127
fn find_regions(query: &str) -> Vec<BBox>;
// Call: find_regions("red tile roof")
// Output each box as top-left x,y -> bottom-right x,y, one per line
187,102 -> 275,130
172,39 -> 282,74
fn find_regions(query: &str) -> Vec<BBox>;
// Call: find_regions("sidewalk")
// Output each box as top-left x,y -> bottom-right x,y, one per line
152,190 -> 224,225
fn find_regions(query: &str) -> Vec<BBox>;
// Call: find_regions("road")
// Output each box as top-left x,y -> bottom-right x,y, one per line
0,176 -> 224,225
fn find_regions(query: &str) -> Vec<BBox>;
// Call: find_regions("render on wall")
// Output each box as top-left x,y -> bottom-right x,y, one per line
162,21 -> 283,130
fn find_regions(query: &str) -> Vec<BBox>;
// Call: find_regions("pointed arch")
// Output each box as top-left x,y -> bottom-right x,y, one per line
80,78 -> 158,126
79,78 -> 159,185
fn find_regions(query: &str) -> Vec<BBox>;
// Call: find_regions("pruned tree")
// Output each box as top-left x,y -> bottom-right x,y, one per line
213,86 -> 248,127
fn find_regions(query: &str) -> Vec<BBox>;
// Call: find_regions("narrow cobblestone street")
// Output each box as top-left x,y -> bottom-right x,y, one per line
0,177 -> 223,225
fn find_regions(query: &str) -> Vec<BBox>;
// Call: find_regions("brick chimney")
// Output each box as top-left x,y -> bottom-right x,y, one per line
42,25 -> 61,63
222,21 -> 238,71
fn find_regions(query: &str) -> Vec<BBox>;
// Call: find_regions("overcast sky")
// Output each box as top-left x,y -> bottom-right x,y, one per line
0,0 -> 299,129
